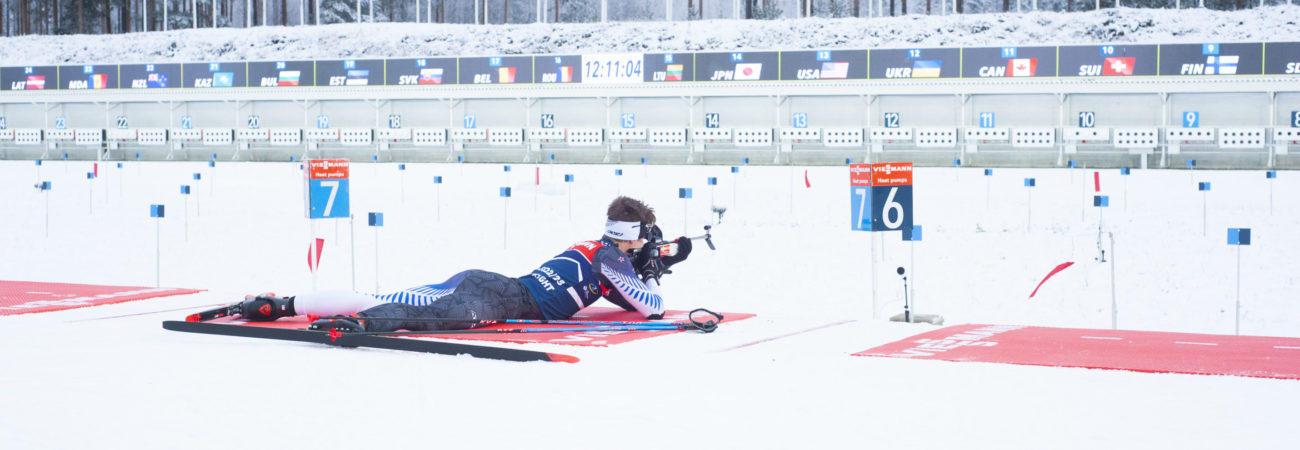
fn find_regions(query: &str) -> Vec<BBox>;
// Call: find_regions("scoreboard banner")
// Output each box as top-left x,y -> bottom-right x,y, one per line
695,51 -> 780,82
1,41 -> 1296,93
644,52 -> 693,82
1158,43 -> 1262,76
120,63 -> 182,89
58,64 -> 117,90
961,46 -> 1058,78
249,60 -> 315,87
386,57 -> 458,86
182,61 -> 247,88
1058,44 -> 1157,77
869,47 -> 961,79
780,50 -> 869,81
316,59 -> 383,86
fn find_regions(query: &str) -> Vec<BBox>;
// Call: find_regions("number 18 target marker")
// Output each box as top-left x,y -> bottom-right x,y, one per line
849,162 -> 913,232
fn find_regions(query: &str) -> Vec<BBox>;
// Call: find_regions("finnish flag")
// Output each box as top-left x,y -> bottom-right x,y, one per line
1206,55 -> 1238,75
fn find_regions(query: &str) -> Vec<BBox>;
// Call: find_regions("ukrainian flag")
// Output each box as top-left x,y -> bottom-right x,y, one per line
912,60 -> 942,78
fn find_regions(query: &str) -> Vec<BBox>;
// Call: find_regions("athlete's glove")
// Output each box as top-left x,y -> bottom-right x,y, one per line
661,237 -> 692,268
637,251 -> 668,282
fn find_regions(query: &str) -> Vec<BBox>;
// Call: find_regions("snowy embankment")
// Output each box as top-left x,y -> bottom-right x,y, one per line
0,6 -> 1297,65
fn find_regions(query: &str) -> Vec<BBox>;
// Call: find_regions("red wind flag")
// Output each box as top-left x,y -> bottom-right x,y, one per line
1029,262 -> 1074,298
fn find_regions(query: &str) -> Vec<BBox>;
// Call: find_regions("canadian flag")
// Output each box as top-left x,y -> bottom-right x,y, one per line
1006,58 -> 1037,77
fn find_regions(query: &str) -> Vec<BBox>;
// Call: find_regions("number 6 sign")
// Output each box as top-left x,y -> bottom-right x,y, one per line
849,162 -> 913,232
306,159 -> 351,219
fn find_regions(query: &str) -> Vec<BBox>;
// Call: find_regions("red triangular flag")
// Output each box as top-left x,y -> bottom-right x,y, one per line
804,170 -> 811,188
1029,262 -> 1074,298
307,238 -> 325,272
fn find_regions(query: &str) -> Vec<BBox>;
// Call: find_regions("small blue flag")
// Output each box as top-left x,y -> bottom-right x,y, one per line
1093,195 -> 1109,207
1266,171 -> 1276,179
150,204 -> 165,218
984,169 -> 993,176
181,185 -> 191,195
1120,167 -> 1130,175
1024,178 -> 1036,187
564,174 -> 574,182
1198,182 -> 1211,191
953,158 -> 962,167
679,188 -> 693,199
433,176 -> 443,184
368,212 -> 384,227
1228,228 -> 1251,246
730,166 -> 739,173
499,187 -> 512,197
193,173 -> 201,180
708,177 -> 718,186
1186,160 -> 1197,168
902,226 -> 922,242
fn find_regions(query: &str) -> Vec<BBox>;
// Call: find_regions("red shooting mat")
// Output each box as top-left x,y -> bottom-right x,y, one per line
854,324 -> 1300,380
213,307 -> 755,347
0,280 -> 202,316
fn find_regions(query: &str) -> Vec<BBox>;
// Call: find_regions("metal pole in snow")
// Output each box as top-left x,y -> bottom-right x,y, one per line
1235,244 -> 1241,336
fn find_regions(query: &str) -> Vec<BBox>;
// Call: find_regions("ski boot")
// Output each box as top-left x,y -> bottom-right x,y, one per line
308,315 -> 368,333
239,293 -> 297,322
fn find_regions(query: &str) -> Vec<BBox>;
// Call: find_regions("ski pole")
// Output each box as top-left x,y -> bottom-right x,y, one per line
313,315 -> 682,328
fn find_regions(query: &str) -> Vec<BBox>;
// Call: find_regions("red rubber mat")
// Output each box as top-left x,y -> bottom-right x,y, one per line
213,307 -> 754,347
0,280 -> 202,316
854,324 -> 1300,380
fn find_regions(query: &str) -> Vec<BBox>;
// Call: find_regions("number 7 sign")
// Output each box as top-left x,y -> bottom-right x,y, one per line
306,159 -> 351,219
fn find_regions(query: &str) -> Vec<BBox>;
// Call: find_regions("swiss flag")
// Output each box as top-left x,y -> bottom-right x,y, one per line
1102,57 -> 1135,76
1006,58 -> 1037,77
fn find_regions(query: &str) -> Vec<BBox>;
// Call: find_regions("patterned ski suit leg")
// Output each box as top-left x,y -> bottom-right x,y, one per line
357,270 -> 542,332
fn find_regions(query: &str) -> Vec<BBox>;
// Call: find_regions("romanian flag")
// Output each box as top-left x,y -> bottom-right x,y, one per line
89,74 -> 109,89
418,68 -> 443,84
278,70 -> 301,86
666,64 -> 684,81
911,60 -> 942,78
558,66 -> 572,83
498,67 -> 517,83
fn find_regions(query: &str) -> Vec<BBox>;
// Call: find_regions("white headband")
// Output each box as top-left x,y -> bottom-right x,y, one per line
604,220 -> 641,240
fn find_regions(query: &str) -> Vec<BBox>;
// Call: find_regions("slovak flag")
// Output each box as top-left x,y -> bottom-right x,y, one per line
418,68 -> 443,84
1102,57 -> 1135,76
1006,58 -> 1037,77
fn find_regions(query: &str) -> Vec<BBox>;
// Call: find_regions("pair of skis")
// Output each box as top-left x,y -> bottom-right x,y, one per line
165,304 -> 724,363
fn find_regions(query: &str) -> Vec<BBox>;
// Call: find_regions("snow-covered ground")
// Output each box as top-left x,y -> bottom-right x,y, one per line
1,6 -> 1298,65
0,159 -> 1297,449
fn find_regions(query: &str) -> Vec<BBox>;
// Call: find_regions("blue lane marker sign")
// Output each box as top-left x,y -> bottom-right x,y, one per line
1068,160 -> 1077,168
208,161 -> 215,168
150,204 -> 165,218
193,173 -> 201,180
614,169 -> 623,176
1024,178 -> 1036,187
742,157 -> 750,164
503,165 -> 511,172
181,185 -> 191,195
368,212 -> 383,227
845,158 -> 854,164
86,172 -> 94,179
1094,195 -> 1109,207
1187,159 -> 1197,168
1198,182 -> 1211,191
116,163 -> 122,168
953,158 -> 962,167
1120,167 -> 1131,175
1266,171 -> 1276,179
731,166 -> 739,173
984,169 -> 993,176
499,187 -> 511,197
679,188 -> 693,199
564,174 -> 574,182
433,176 -> 442,184
708,177 -> 717,186
398,164 -> 406,171
40,181 -> 51,191
641,157 -> 648,164
1228,228 -> 1251,245
902,225 -> 922,241
35,160 -> 41,166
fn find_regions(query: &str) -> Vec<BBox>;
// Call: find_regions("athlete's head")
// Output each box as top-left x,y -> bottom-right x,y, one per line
604,196 -> 656,253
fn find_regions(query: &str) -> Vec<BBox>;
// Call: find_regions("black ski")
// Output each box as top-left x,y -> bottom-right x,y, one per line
184,303 -> 242,322
162,321 -> 579,363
